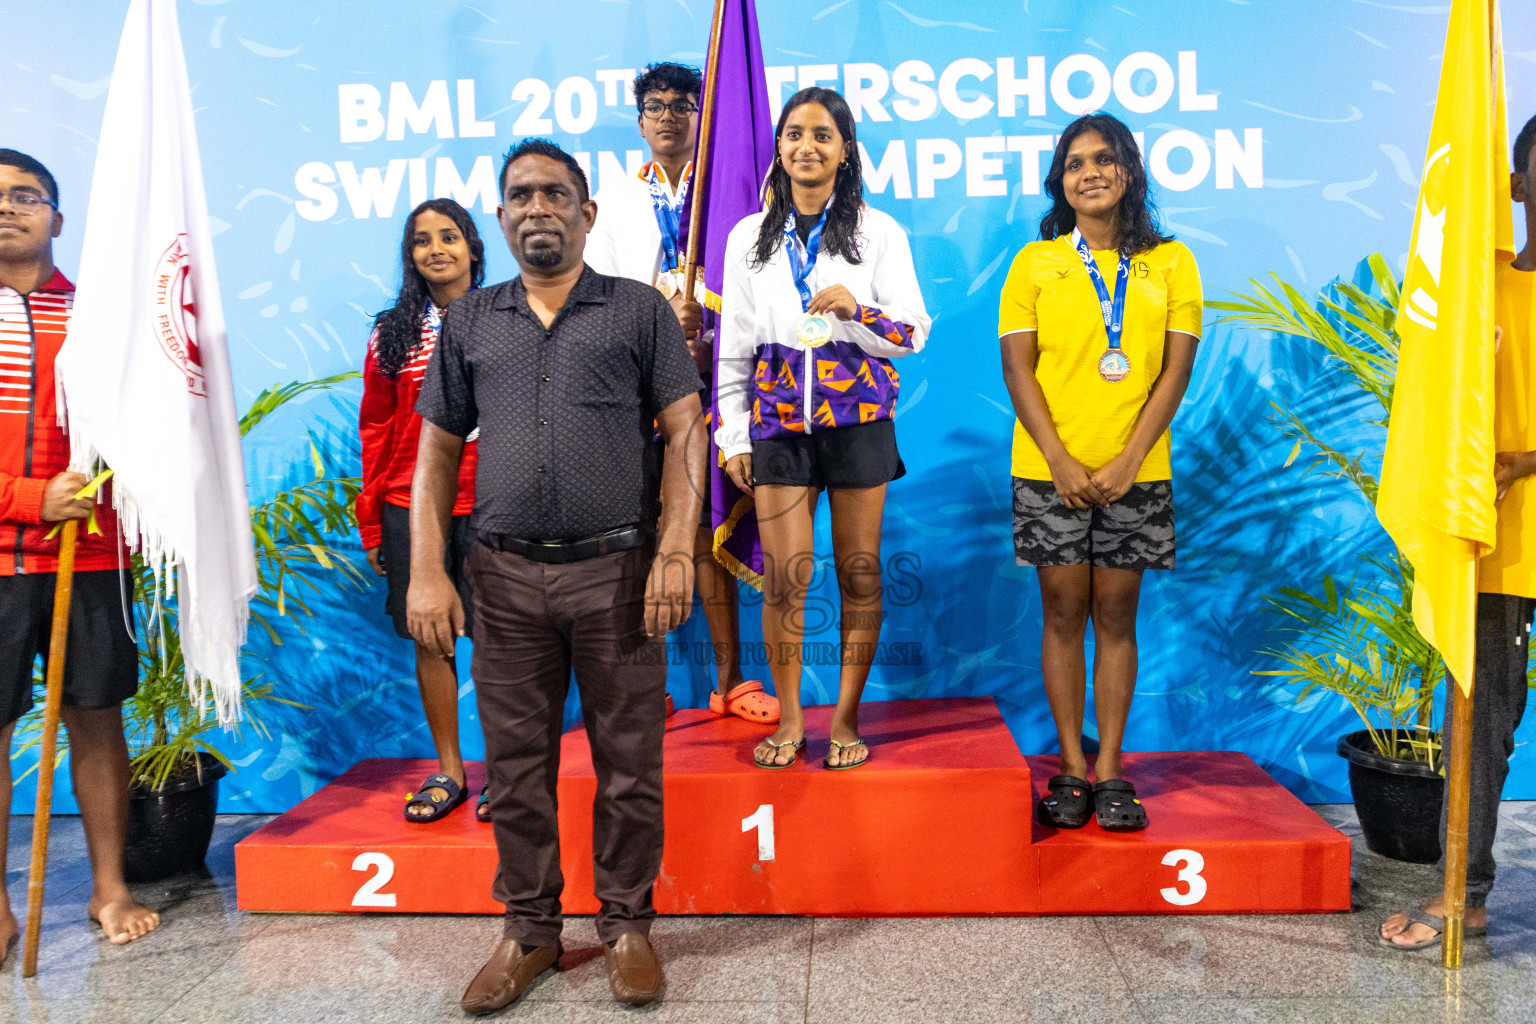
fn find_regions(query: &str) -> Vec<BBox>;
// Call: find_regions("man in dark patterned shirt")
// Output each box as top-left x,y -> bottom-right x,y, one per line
409,139 -> 705,1014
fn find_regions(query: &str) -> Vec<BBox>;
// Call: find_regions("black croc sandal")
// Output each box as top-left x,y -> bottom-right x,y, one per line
476,784 -> 492,823
1093,779 -> 1149,831
404,773 -> 467,823
1037,775 -> 1093,829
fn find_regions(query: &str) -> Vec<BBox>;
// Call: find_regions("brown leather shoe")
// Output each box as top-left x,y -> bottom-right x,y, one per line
603,932 -> 664,1006
460,939 -> 562,1015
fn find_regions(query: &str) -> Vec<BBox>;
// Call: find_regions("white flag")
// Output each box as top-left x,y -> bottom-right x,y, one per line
57,0 -> 256,724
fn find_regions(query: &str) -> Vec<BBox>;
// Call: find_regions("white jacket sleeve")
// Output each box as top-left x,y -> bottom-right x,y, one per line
830,212 -> 931,359
713,226 -> 758,460
584,184 -> 621,277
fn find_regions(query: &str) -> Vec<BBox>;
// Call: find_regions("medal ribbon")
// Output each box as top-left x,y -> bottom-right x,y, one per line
1070,228 -> 1129,353
784,208 -> 827,312
644,162 -> 690,273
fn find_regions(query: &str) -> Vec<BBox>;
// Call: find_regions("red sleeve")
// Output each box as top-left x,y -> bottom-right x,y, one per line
0,472 -> 47,526
356,336 -> 397,550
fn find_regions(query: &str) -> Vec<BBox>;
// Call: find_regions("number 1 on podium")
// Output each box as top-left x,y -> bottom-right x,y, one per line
741,804 -> 775,862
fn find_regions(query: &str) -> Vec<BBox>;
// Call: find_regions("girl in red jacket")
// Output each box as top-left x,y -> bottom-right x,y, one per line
357,198 -> 485,823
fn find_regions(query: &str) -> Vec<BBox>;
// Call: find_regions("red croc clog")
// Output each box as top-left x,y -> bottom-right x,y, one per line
709,680 -> 780,724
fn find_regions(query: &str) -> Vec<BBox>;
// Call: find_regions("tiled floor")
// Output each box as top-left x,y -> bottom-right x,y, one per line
4,805 -> 1536,1022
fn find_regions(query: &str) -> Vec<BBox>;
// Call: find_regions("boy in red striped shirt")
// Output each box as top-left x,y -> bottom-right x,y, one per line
0,149 -> 159,958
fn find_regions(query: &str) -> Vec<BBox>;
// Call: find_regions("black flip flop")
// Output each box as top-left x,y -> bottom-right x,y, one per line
1037,775 -> 1093,829
476,784 -> 492,823
1378,907 -> 1487,951
404,773 -> 468,823
754,737 -> 805,769
1093,779 -> 1149,831
823,737 -> 870,771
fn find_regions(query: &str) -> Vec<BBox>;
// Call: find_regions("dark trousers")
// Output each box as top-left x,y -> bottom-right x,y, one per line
1441,592 -> 1536,909
465,540 -> 667,946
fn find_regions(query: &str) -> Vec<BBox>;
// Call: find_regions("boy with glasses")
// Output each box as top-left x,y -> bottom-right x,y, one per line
0,149 -> 160,960
587,64 -> 781,729
588,63 -> 705,315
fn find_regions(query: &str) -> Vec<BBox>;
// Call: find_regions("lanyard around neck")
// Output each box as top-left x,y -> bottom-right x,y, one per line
1070,228 -> 1129,352
784,208 -> 827,312
645,163 -> 690,273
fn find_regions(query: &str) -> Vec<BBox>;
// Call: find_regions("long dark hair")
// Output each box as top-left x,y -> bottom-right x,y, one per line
1039,113 -> 1170,257
373,198 -> 486,377
750,87 -> 865,268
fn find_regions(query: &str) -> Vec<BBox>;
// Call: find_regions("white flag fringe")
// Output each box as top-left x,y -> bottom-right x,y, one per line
57,0 -> 256,724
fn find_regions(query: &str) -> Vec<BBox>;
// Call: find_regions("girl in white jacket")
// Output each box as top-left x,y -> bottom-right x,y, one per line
715,87 -> 931,770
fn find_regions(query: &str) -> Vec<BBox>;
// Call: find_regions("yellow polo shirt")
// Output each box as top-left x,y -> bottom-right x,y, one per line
998,236 -> 1203,481
1479,260 -> 1536,598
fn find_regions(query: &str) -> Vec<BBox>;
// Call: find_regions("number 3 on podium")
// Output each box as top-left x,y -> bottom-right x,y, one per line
1159,849 -> 1207,906
741,804 -> 775,862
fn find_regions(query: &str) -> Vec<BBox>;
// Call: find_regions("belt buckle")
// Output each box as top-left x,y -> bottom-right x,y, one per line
533,541 -> 567,565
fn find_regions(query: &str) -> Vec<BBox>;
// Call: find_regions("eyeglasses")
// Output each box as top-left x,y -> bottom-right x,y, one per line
0,190 -> 55,215
640,100 -> 699,121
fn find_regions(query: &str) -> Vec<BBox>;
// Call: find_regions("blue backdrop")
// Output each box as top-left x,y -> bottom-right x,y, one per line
7,0 -> 1536,813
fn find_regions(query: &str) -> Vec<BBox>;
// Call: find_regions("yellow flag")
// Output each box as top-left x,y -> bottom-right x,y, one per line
1377,0 -> 1514,695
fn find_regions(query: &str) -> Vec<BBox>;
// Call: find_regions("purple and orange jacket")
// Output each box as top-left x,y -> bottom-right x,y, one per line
714,204 -> 931,459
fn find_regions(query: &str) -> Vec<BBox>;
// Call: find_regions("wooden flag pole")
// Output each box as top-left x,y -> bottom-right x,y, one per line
1442,672 -> 1475,969
680,0 -> 729,304
1445,0 -> 1504,970
22,517 -> 80,977
1443,0 -> 1508,971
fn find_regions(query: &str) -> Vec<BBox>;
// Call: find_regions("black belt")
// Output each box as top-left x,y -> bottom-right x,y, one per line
477,523 -> 652,564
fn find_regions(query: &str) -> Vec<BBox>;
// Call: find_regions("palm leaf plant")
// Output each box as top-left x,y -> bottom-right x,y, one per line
13,371 -> 365,791
1209,254 -> 1447,765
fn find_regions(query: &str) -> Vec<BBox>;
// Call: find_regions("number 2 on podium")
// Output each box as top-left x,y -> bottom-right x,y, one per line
741,804 -> 775,862
352,851 -> 398,907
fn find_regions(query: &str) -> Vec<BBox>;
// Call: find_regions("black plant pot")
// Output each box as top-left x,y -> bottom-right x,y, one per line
123,754 -> 228,883
1336,729 -> 1444,864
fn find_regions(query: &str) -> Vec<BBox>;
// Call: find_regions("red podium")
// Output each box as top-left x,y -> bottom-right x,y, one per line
1028,752 -> 1350,914
235,698 -> 1350,917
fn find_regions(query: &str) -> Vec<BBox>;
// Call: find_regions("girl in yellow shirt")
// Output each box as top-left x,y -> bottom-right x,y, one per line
998,113 -> 1202,832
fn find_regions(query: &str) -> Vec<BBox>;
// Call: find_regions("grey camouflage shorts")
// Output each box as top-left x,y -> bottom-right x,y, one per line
1011,478 -> 1175,570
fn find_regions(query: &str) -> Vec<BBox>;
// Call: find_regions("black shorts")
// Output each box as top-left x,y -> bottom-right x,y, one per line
1012,478 -> 1176,571
752,419 -> 906,490
380,502 -> 475,641
0,569 -> 139,729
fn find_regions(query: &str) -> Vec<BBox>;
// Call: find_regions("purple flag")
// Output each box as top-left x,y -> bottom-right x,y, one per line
682,0 -> 774,588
